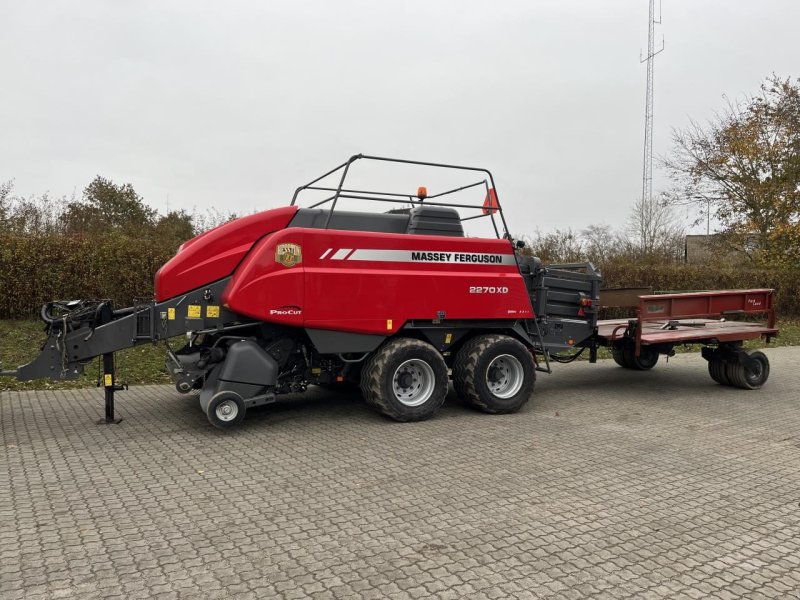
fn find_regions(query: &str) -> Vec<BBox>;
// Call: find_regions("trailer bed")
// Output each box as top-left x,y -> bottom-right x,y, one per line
597,318 -> 778,346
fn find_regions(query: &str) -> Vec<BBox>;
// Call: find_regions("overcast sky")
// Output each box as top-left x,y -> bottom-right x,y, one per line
1,0 -> 798,237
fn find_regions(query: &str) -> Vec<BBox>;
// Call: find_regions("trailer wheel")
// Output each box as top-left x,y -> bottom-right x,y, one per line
708,358 -> 730,385
622,346 -> 659,370
360,338 -> 448,422
453,334 -> 535,414
206,392 -> 246,429
611,346 -> 629,368
725,350 -> 770,390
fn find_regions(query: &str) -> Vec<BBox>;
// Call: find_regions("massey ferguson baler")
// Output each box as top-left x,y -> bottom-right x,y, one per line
0,155 -> 779,428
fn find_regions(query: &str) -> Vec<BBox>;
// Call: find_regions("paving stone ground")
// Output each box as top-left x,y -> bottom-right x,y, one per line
2,347 -> 800,599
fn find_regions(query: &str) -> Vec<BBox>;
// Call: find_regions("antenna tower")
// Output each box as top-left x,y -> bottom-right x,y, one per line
641,0 -> 664,206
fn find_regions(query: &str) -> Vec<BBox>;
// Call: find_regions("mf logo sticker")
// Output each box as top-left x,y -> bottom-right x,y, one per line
275,243 -> 302,267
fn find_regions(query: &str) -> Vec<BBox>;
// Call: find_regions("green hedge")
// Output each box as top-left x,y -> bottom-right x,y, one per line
0,234 -> 177,318
1,234 -> 798,319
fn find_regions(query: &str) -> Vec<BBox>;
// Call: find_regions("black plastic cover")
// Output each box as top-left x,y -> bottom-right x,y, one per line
406,206 -> 464,237
218,340 -> 279,385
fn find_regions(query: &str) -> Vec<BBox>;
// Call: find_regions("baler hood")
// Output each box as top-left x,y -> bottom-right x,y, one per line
154,205 -> 298,301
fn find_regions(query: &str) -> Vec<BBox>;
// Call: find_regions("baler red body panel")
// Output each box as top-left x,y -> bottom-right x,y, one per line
222,227 -> 533,335
154,206 -> 298,301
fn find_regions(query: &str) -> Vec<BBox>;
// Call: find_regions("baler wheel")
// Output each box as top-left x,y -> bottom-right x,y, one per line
725,350 -> 770,390
708,358 -> 730,385
453,334 -> 535,414
206,393 -> 246,429
360,338 -> 448,422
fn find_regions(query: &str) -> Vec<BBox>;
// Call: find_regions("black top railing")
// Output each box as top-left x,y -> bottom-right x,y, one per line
289,154 -> 510,239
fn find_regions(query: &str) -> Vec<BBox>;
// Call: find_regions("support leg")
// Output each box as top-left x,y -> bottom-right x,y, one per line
97,352 -> 123,425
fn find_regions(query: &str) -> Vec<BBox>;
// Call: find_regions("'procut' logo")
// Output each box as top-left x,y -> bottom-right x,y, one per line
269,306 -> 302,316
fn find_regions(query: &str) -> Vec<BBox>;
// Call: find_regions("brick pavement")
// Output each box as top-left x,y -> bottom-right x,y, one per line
2,347 -> 799,599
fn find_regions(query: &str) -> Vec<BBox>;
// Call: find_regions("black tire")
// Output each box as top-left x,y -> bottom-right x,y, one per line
708,358 -> 730,385
612,346 -> 629,368
453,334 -> 535,414
206,392 -> 246,429
360,338 -> 448,422
622,345 -> 659,370
725,350 -> 770,390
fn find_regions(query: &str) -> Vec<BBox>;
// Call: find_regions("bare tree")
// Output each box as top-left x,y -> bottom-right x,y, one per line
625,192 -> 685,260
521,228 -> 584,263
581,223 -> 626,264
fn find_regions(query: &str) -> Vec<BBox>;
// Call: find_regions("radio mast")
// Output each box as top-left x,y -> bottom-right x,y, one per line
641,0 -> 664,207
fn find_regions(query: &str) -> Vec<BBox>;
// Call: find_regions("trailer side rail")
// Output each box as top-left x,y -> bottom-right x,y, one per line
634,289 -> 775,355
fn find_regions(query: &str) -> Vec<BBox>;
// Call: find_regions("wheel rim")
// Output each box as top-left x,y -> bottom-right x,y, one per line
392,359 -> 436,407
485,354 -> 524,399
215,399 -> 239,422
640,349 -> 658,368
745,359 -> 763,383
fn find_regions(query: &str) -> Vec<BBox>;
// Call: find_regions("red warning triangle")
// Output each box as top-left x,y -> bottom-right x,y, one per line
483,188 -> 499,215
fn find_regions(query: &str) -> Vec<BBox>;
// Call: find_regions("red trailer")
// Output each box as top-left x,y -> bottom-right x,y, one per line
596,289 -> 777,389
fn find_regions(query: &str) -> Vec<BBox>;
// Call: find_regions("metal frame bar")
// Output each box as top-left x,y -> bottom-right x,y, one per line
289,154 -> 511,239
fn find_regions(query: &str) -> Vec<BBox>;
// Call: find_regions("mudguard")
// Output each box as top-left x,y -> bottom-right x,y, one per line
198,340 -> 279,413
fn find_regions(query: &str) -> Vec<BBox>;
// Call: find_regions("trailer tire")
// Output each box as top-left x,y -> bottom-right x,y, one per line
708,358 -> 730,385
206,392 -> 246,429
725,350 -> 770,390
453,334 -> 535,414
360,338 -> 448,422
611,346 -> 629,368
622,346 -> 659,370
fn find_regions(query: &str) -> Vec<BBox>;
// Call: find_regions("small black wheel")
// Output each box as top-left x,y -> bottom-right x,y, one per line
611,346 -> 629,368
453,334 -> 535,414
622,346 -> 659,370
708,358 -> 730,385
725,350 -> 770,390
360,338 -> 448,422
206,392 -> 246,429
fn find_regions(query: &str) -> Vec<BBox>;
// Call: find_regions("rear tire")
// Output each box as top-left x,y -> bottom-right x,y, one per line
708,358 -> 730,385
206,392 -> 246,429
360,338 -> 448,422
453,334 -> 535,414
725,350 -> 770,390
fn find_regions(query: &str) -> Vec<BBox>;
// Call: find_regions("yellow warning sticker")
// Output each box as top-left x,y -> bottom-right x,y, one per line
187,305 -> 201,319
387,319 -> 393,330
104,374 -> 113,387
445,333 -> 453,344
167,308 -> 176,321
206,305 -> 220,319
